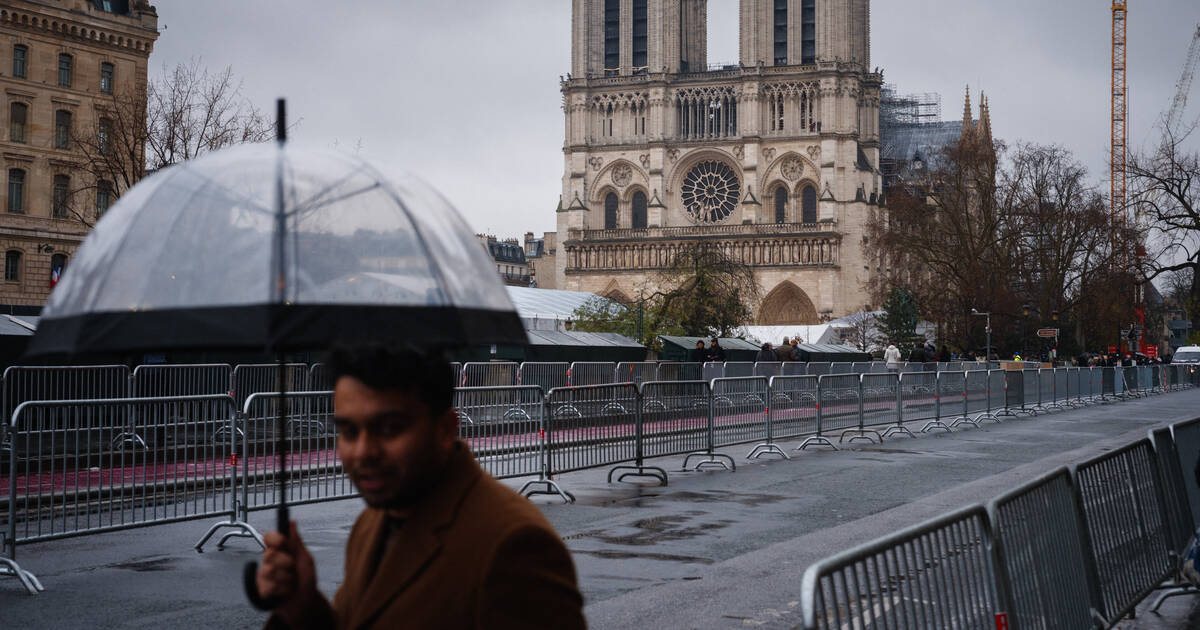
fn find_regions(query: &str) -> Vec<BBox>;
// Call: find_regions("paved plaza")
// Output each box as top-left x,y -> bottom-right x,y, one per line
3,390 -> 1200,628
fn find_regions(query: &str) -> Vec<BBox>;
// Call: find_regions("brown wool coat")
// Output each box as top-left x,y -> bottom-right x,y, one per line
268,443 -> 586,630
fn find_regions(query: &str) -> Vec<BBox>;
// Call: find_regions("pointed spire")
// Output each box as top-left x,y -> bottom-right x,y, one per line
962,85 -> 972,129
980,93 -> 993,144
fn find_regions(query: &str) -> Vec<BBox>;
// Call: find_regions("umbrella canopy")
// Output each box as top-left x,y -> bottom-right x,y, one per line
29,143 -> 526,356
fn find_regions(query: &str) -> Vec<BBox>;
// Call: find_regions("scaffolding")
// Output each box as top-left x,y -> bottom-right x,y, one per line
880,84 -> 943,128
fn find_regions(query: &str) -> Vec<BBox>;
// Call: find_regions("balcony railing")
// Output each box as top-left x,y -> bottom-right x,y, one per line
568,222 -> 834,242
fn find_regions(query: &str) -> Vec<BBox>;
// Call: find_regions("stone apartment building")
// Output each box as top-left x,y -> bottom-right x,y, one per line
556,0 -> 882,324
477,234 -> 532,287
0,0 -> 158,314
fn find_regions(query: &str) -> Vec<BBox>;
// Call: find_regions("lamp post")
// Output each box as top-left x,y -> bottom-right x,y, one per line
1020,304 -> 1033,360
1051,310 -> 1060,364
971,309 -> 991,363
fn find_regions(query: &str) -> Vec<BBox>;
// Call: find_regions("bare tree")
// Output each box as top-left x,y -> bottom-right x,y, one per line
66,59 -> 272,227
1130,125 -> 1200,336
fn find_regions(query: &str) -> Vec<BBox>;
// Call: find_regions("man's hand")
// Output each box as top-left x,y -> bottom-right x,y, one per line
256,521 -> 321,623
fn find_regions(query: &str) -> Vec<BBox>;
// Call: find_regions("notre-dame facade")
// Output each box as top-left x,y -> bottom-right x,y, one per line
553,0 -> 883,325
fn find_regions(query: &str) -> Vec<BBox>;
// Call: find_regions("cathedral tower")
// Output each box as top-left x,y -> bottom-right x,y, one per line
557,1 -> 883,325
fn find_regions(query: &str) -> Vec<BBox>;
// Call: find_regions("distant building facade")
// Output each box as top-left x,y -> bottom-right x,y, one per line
523,230 -> 558,290
478,234 -> 532,287
0,0 -> 159,313
556,0 -> 882,324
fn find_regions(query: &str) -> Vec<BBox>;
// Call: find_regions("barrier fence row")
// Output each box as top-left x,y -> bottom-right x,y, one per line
2,360 -> 1038,430
799,383 -> 1200,629
2,365 -> 1196,596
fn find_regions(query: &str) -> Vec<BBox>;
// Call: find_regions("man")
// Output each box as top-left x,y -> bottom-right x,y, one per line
790,337 -> 801,359
689,340 -> 707,363
707,337 -> 727,362
254,346 -> 586,629
756,342 -> 776,362
775,337 -> 794,362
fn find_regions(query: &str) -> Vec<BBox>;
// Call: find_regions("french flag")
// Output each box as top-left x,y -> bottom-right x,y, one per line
50,262 -> 62,288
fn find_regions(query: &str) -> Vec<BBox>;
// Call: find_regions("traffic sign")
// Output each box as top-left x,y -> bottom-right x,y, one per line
1036,328 -> 1059,339
1146,346 -> 1158,359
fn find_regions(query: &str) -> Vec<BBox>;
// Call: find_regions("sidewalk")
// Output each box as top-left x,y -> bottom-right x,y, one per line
2,389 -> 1199,628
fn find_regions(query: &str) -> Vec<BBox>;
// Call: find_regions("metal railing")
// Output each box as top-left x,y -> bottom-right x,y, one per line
1,364 -> 1193,596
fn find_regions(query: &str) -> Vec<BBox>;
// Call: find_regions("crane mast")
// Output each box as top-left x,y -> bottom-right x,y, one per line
1166,25 -> 1200,134
1111,1 -> 1127,238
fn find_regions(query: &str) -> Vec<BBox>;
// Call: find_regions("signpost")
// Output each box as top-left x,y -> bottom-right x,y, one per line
1036,328 -> 1060,363
1146,345 -> 1158,360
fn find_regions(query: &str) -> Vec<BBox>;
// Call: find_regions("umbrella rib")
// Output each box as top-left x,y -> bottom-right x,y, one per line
288,182 -> 382,219
358,161 -> 458,307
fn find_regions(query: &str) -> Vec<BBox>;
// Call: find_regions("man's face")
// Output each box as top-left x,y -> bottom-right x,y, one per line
333,376 -> 457,512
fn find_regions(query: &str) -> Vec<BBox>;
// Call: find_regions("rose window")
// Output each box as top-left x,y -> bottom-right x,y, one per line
680,160 -> 740,224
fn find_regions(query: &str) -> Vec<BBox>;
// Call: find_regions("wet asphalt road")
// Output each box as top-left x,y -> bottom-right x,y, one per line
3,389 -> 1200,629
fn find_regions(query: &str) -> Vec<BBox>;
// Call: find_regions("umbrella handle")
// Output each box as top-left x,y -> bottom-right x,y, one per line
245,505 -> 290,612
244,561 -> 285,611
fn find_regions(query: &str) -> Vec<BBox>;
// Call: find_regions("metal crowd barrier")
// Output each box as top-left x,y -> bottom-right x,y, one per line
802,418 -> 1200,629
131,363 -> 232,398
454,386 -> 566,501
801,505 -> 1003,629
460,362 -> 517,388
614,361 -> 656,384
568,362 -> 616,387
229,363 -> 309,409
655,362 -> 702,381
768,375 -> 824,449
5,395 -> 238,594
517,362 -> 569,392
711,377 -> 769,460
2,366 -> 131,437
637,380 -> 711,478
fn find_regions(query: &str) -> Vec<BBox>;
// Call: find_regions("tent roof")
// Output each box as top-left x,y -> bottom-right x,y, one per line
659,335 -> 761,352
0,314 -> 36,337
524,329 -> 643,348
505,286 -> 618,321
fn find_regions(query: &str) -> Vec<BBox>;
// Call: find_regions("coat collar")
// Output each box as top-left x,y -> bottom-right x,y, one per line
344,442 -> 482,630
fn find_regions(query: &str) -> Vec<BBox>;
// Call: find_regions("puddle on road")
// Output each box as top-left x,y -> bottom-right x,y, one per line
106,557 -> 177,572
568,513 -> 735,546
579,488 -> 790,509
571,548 -> 714,564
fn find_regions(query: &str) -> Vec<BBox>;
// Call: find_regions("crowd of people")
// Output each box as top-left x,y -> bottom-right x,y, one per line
751,336 -> 806,362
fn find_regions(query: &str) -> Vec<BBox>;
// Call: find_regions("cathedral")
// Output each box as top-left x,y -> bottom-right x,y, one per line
553,0 -> 882,325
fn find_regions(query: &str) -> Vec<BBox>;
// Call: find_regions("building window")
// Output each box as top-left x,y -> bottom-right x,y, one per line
5,250 -> 20,282
802,185 -> 817,223
55,110 -> 72,149
801,0 -> 816,64
53,174 -> 70,218
775,186 -> 788,223
98,117 -> 112,154
632,191 -> 647,229
7,169 -> 25,214
603,0 -> 619,76
100,62 -> 114,94
604,192 -> 619,230
632,0 -> 648,74
12,45 -> 27,79
58,54 -> 73,87
96,180 -> 113,217
774,0 -> 788,66
9,102 -> 27,143
50,253 -> 66,287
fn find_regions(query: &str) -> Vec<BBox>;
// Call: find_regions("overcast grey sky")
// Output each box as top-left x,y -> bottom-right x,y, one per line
152,1 -> 1199,238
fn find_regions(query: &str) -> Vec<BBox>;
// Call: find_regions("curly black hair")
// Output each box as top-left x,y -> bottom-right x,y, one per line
326,345 -> 454,414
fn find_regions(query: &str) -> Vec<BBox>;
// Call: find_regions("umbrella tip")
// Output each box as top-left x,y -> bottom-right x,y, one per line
276,99 -> 287,144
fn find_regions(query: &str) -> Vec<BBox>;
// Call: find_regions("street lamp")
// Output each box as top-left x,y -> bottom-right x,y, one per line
1020,304 -> 1033,359
971,309 -> 991,363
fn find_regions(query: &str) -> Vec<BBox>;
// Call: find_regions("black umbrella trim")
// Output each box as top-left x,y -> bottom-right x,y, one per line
25,304 -> 528,357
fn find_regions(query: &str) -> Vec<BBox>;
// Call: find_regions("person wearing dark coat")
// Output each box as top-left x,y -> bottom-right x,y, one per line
756,343 -> 776,362
707,338 -> 727,362
775,337 -> 795,362
255,347 -> 586,630
937,345 -> 952,362
690,340 -> 707,363
908,347 -> 924,363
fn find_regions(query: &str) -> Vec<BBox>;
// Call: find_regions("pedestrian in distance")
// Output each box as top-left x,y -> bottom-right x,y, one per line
908,346 -> 925,363
775,337 -> 794,362
790,337 -> 801,359
884,344 -> 902,372
690,340 -> 707,363
937,345 -> 951,362
254,345 -> 586,629
707,337 -> 727,362
756,342 -> 776,362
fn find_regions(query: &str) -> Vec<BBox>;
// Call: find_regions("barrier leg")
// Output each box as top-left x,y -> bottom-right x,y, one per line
748,384 -> 789,458
1150,584 -> 1200,612
196,410 -> 264,551
799,398 -> 839,450
840,380 -> 881,444
880,385 -> 915,440
0,556 -> 43,594
920,390 -> 952,434
522,401 -> 576,502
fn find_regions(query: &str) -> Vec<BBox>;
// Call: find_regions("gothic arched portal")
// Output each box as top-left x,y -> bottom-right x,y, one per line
757,280 -> 819,325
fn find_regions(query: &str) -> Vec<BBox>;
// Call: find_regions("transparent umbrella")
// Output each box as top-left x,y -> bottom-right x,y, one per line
27,106 -> 526,609
29,139 -> 525,355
